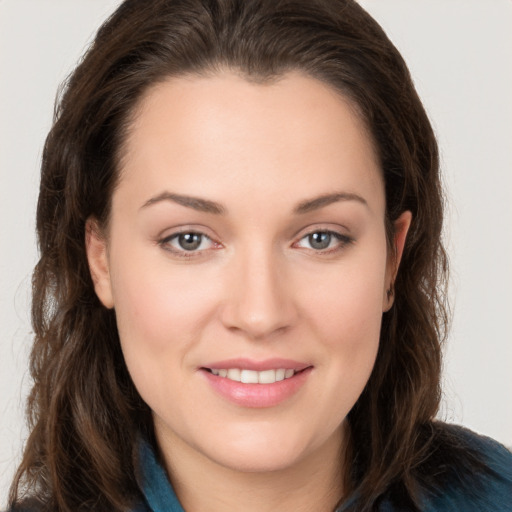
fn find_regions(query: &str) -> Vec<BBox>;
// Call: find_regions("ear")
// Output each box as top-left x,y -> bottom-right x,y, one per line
85,218 -> 114,309
383,210 -> 412,311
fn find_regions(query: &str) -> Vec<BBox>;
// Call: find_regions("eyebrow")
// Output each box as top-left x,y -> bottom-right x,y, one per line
140,190 -> 367,215
293,192 -> 368,214
140,192 -> 226,214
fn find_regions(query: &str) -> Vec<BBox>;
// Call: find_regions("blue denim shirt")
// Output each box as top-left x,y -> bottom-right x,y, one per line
133,439 -> 185,512
133,426 -> 512,511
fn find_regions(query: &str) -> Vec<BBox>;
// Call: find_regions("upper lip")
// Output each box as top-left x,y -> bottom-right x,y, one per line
201,358 -> 312,372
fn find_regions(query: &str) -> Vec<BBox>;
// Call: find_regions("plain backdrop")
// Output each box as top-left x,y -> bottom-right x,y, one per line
1,0 -> 511,503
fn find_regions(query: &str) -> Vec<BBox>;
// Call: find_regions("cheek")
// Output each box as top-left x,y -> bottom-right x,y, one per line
317,280 -> 382,383
304,255 -> 387,344
109,256 -> 224,420
108,247 -> 221,388
298,247 -> 387,397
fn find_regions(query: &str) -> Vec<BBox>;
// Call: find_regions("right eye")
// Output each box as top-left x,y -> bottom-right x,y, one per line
160,232 -> 215,254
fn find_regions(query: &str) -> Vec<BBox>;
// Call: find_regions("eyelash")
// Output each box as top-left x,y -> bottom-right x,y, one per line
158,229 -> 353,258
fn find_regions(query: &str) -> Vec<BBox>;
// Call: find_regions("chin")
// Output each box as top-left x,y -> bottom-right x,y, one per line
210,445 -> 307,474
197,424 -> 324,474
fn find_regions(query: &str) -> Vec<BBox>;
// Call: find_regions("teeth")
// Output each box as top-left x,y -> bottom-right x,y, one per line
258,369 -> 276,384
209,368 -> 298,384
227,368 -> 241,382
240,370 -> 259,384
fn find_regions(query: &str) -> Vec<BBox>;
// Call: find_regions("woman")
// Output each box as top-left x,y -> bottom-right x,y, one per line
7,0 -> 512,510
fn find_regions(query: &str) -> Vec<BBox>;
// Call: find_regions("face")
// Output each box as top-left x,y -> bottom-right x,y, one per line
87,71 -> 410,475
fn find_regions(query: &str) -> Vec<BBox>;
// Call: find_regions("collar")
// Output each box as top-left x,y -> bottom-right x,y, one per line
134,437 -> 360,512
135,437 -> 185,512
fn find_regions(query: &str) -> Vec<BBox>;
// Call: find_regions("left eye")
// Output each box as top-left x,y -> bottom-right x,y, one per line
296,231 -> 349,251
162,232 -> 213,252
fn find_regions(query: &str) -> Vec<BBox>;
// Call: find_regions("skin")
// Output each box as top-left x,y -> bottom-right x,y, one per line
87,70 -> 411,512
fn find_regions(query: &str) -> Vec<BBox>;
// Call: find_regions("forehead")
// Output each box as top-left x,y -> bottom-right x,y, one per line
117,70 -> 384,215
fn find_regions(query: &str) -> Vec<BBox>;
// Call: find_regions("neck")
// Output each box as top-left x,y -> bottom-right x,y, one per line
155,422 -> 347,512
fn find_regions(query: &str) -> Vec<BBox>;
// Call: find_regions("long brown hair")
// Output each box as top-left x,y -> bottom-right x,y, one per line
10,0 -> 452,510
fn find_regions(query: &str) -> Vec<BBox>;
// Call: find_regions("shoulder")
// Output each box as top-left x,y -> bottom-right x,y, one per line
4,498 -> 44,512
4,501 -> 42,512
5,499 -> 151,512
419,423 -> 512,511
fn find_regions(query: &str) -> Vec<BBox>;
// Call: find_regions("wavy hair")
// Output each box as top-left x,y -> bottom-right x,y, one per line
10,0 -> 452,510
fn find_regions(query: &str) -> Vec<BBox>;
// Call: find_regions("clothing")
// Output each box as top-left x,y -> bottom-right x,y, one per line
133,425 -> 512,511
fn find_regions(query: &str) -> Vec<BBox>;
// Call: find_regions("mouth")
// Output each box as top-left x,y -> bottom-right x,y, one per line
202,367 -> 307,384
199,359 -> 313,407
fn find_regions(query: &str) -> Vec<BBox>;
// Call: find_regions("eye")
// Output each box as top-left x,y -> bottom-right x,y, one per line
295,230 -> 352,252
160,231 -> 215,253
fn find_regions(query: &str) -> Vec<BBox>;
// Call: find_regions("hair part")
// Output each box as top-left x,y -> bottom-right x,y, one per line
11,1 -> 451,510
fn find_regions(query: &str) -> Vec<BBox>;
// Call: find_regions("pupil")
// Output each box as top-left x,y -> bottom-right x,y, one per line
178,233 -> 202,250
309,232 -> 331,250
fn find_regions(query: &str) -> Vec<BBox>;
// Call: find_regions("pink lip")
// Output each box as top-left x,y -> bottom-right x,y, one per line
202,358 -> 310,372
199,359 -> 313,408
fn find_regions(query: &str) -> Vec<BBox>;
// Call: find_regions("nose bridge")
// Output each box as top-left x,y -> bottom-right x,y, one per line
221,240 -> 295,339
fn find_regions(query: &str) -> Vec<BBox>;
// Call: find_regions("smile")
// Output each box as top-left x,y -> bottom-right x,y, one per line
201,360 -> 313,408
207,368 -> 297,384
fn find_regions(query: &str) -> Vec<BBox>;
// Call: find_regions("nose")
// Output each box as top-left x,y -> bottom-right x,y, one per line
220,245 -> 298,340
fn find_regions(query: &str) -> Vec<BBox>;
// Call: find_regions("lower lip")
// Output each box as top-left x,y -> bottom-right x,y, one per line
201,368 -> 312,408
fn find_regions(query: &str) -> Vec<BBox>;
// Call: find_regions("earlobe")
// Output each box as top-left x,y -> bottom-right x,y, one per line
85,218 -> 114,309
383,210 -> 412,311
